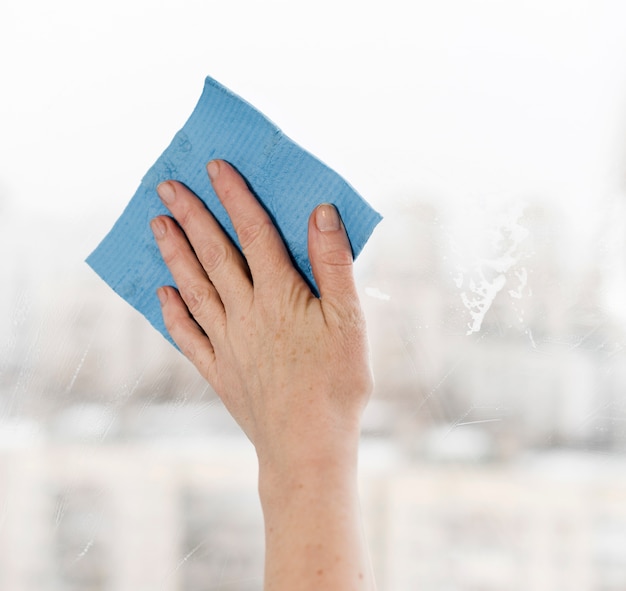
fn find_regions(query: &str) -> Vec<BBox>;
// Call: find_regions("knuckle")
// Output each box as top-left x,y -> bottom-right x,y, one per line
345,305 -> 366,332
237,218 -> 271,251
325,292 -> 363,331
320,244 -> 354,268
197,240 -> 228,275
174,201 -> 194,229
182,283 -> 214,318
161,245 -> 181,268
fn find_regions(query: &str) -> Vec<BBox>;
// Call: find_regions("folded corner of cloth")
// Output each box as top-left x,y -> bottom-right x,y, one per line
86,76 -> 382,347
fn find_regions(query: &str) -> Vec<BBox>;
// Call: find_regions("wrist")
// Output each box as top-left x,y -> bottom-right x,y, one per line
257,433 -> 360,510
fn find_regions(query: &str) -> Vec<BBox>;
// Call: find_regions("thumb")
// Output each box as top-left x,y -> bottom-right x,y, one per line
308,204 -> 359,309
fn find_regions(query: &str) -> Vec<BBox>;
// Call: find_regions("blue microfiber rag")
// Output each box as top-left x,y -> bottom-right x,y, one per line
87,76 -> 382,346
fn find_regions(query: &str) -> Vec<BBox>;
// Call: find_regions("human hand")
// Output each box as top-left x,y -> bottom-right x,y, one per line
150,160 -> 373,474
150,160 -> 376,589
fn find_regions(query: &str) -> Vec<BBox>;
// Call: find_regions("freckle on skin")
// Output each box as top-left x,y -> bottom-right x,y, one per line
317,569 -> 323,576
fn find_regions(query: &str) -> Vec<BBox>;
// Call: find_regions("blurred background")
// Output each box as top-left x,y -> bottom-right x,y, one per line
2,0 -> 626,589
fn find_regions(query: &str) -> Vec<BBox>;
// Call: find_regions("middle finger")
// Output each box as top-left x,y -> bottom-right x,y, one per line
156,180 -> 253,310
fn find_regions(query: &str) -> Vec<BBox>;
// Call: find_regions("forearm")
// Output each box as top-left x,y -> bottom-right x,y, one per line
259,449 -> 376,591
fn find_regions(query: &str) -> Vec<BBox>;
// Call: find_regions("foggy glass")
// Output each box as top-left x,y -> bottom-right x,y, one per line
2,1 -> 626,589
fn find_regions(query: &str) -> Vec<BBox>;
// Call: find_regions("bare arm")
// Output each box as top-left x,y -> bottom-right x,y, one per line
150,159 -> 376,590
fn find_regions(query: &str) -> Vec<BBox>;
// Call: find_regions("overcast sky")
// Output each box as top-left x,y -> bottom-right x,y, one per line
2,0 -> 626,319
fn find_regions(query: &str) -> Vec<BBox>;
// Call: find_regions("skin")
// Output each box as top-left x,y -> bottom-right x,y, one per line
150,159 -> 376,590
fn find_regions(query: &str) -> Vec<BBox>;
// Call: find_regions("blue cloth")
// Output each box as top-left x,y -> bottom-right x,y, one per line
87,76 -> 382,346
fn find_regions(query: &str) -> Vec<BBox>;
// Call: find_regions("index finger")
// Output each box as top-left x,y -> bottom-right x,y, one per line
207,160 -> 301,291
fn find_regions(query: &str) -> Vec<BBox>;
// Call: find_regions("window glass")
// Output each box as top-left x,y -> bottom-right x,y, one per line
2,1 -> 626,590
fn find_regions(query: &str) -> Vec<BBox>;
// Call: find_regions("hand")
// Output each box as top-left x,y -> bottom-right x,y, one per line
150,160 -> 373,473
150,160 -> 376,590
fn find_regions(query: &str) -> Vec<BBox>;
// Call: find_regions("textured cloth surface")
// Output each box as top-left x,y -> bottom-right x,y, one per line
87,76 -> 382,345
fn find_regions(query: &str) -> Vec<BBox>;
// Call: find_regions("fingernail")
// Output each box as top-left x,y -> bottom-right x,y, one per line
207,160 -> 220,181
157,181 -> 176,204
157,287 -> 168,306
315,204 -> 341,232
150,217 -> 166,239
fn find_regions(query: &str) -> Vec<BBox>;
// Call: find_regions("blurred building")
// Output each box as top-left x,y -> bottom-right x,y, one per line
2,196 -> 626,590
1,433 -> 626,591
360,197 -> 626,456
371,455 -> 626,591
0,429 -> 264,591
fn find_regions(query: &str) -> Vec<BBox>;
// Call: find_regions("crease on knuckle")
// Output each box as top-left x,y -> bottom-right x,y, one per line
161,246 -> 181,268
176,203 -> 194,229
182,283 -> 213,318
320,246 -> 354,269
198,240 -> 228,275
238,218 -> 271,252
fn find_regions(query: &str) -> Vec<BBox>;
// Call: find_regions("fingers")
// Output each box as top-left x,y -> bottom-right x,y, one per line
157,286 -> 216,379
207,160 -> 300,291
150,214 -> 226,339
307,204 -> 360,316
156,180 -> 252,308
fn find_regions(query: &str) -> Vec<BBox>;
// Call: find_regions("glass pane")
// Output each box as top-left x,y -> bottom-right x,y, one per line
2,2 -> 626,590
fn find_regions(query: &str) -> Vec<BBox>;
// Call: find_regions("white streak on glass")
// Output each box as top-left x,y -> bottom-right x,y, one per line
75,539 -> 94,560
64,342 -> 91,395
365,287 -> 391,301
455,418 -> 503,427
454,203 -> 530,335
